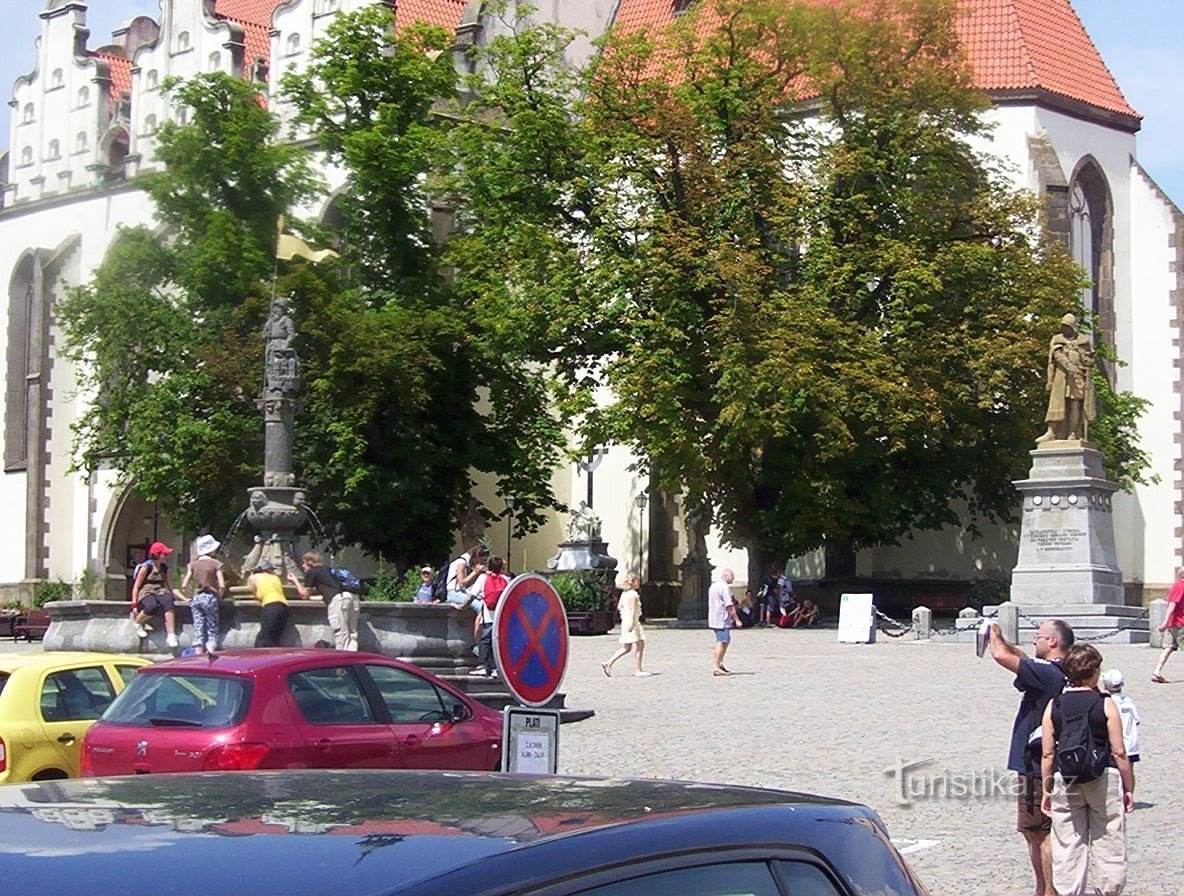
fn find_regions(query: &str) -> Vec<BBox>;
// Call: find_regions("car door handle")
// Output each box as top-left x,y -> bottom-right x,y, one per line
57,733 -> 76,745
316,738 -> 332,751
401,735 -> 421,748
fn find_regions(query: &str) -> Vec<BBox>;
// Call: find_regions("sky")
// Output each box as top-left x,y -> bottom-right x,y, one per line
1,1 -> 1182,205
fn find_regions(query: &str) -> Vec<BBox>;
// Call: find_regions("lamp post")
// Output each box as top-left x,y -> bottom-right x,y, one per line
504,495 -> 515,568
633,492 -> 648,579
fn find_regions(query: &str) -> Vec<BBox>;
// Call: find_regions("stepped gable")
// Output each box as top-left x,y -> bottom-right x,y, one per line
611,0 -> 1139,123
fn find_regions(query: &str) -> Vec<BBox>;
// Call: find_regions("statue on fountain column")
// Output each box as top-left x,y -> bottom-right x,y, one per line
1036,313 -> 1096,445
566,500 -> 602,543
264,296 -> 301,397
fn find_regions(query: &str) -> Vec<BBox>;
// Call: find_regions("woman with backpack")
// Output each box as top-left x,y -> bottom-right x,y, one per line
1039,643 -> 1134,896
469,556 -> 508,678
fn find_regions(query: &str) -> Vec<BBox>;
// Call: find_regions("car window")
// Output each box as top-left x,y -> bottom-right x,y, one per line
773,861 -> 845,896
114,665 -> 141,687
289,666 -> 375,725
102,673 -> 252,728
0,672 -> 8,696
40,667 -> 117,722
364,664 -> 455,723
570,862 -> 783,896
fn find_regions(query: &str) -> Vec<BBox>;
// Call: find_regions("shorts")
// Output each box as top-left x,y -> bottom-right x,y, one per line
712,628 -> 731,644
1167,626 -> 1184,650
1016,774 -> 1051,834
137,592 -> 175,616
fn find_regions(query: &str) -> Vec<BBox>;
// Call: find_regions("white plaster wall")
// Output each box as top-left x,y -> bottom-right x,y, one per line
1124,167 -> 1181,586
0,188 -> 156,585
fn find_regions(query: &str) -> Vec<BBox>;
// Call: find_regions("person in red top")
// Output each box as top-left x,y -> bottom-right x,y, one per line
1151,567 -> 1184,683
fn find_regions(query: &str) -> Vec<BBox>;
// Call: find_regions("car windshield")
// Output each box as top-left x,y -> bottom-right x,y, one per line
101,672 -> 252,729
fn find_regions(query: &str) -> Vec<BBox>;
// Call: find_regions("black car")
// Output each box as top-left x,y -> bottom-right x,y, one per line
0,771 -> 928,896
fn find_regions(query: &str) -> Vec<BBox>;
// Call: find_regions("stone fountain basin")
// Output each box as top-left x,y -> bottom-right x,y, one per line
40,601 -> 479,672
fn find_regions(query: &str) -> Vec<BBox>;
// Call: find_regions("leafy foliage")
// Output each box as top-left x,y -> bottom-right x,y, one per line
443,0 -> 1150,571
548,571 -> 613,612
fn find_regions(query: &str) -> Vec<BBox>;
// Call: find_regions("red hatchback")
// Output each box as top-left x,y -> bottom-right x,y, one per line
81,650 -> 503,776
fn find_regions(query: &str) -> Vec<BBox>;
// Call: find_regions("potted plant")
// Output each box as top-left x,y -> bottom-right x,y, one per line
549,570 -> 615,635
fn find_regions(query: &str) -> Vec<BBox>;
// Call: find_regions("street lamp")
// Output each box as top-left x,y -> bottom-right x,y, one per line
633,492 -> 648,580
504,495 -> 515,569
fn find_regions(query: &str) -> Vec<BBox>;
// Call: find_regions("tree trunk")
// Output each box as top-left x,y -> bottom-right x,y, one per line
824,542 -> 857,579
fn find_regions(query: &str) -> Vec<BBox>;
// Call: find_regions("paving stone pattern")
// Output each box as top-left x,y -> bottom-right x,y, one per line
558,626 -> 1177,896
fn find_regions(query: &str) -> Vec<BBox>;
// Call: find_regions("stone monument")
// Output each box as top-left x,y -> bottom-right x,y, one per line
241,296 -> 308,579
547,501 -> 617,571
1010,314 -> 1145,641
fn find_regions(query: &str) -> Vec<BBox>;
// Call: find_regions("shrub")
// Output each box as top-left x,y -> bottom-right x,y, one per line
365,564 -> 420,602
549,570 -> 613,612
33,579 -> 73,608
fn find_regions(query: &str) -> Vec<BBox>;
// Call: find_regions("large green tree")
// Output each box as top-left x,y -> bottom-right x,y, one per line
443,0 -> 1147,577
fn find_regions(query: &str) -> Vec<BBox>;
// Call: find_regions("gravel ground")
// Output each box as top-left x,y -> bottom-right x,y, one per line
556,625 -> 1175,896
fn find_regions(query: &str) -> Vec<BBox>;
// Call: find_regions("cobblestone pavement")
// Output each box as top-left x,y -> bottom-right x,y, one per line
2,626 -> 1173,894
558,625 -> 1177,896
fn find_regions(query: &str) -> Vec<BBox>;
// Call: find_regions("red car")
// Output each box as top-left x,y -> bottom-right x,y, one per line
81,649 -> 503,775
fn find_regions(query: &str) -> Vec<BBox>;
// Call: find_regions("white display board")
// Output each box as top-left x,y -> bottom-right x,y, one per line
502,707 -> 561,774
837,593 -> 876,643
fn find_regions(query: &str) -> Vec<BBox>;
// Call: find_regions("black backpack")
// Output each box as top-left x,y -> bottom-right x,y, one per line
428,561 -> 452,603
1054,691 -> 1111,784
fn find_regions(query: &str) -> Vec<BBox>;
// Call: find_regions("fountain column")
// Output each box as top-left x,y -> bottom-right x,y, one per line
242,296 -> 308,580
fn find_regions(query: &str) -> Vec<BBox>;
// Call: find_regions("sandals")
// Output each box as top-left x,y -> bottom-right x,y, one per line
1151,674 -> 1168,684
601,662 -> 611,678
712,669 -> 731,677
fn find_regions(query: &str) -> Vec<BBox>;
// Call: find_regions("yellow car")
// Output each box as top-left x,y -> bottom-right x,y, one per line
0,652 -> 151,783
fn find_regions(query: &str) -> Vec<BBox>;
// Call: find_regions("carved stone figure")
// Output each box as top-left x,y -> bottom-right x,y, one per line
264,297 -> 300,396
566,501 -> 602,543
1036,313 -> 1096,444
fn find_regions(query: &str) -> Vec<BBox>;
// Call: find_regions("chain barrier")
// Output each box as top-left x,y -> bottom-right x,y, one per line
874,607 -> 917,639
1014,605 -> 1150,643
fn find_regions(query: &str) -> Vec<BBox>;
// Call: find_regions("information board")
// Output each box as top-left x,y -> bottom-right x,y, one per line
837,592 -> 876,643
502,707 -> 560,774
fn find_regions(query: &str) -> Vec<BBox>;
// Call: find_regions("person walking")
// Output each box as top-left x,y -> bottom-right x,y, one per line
248,559 -> 289,647
708,568 -> 742,676
130,541 -> 184,649
1151,566 -> 1184,682
988,618 -> 1074,896
288,551 -> 360,651
601,573 -> 647,677
180,534 -> 225,654
1040,644 -> 1134,896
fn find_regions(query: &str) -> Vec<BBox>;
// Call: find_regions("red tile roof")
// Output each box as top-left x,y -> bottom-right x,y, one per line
611,0 -> 1139,120
93,51 -> 133,112
395,0 -> 468,31
215,0 -> 288,67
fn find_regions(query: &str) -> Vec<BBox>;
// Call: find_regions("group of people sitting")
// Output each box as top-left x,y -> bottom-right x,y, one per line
738,574 -> 820,629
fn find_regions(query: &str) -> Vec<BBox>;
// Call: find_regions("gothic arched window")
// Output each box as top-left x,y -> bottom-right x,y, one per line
1068,158 -> 1115,371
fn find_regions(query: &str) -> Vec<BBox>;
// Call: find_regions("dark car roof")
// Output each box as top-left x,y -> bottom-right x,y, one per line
0,771 -> 926,896
140,648 -> 404,675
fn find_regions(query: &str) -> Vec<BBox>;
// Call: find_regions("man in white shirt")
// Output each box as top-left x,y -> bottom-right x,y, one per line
707,568 -> 742,676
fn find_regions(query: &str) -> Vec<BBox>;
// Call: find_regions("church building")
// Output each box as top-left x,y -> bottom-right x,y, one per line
1,0 -> 1180,609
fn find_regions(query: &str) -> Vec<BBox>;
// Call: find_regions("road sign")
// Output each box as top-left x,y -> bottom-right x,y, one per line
502,706 -> 560,774
493,574 -> 569,708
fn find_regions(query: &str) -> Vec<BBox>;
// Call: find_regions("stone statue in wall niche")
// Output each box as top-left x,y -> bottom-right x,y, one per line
1036,313 -> 1096,445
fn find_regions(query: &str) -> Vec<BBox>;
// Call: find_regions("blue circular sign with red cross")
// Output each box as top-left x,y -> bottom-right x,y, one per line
493,574 -> 569,708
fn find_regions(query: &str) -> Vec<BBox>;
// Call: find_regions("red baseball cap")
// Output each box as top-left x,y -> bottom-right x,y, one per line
148,541 -> 174,557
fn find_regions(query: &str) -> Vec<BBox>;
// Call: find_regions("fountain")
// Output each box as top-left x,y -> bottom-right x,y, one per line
239,296 -> 308,580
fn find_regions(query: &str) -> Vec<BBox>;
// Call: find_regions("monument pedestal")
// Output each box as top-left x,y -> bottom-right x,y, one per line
546,540 -> 617,572
1010,442 -> 1146,643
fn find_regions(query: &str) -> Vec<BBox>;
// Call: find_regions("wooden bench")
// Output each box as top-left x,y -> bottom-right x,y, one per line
13,609 -> 51,642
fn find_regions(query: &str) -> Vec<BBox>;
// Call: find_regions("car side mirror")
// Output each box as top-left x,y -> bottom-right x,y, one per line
450,703 -> 469,723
